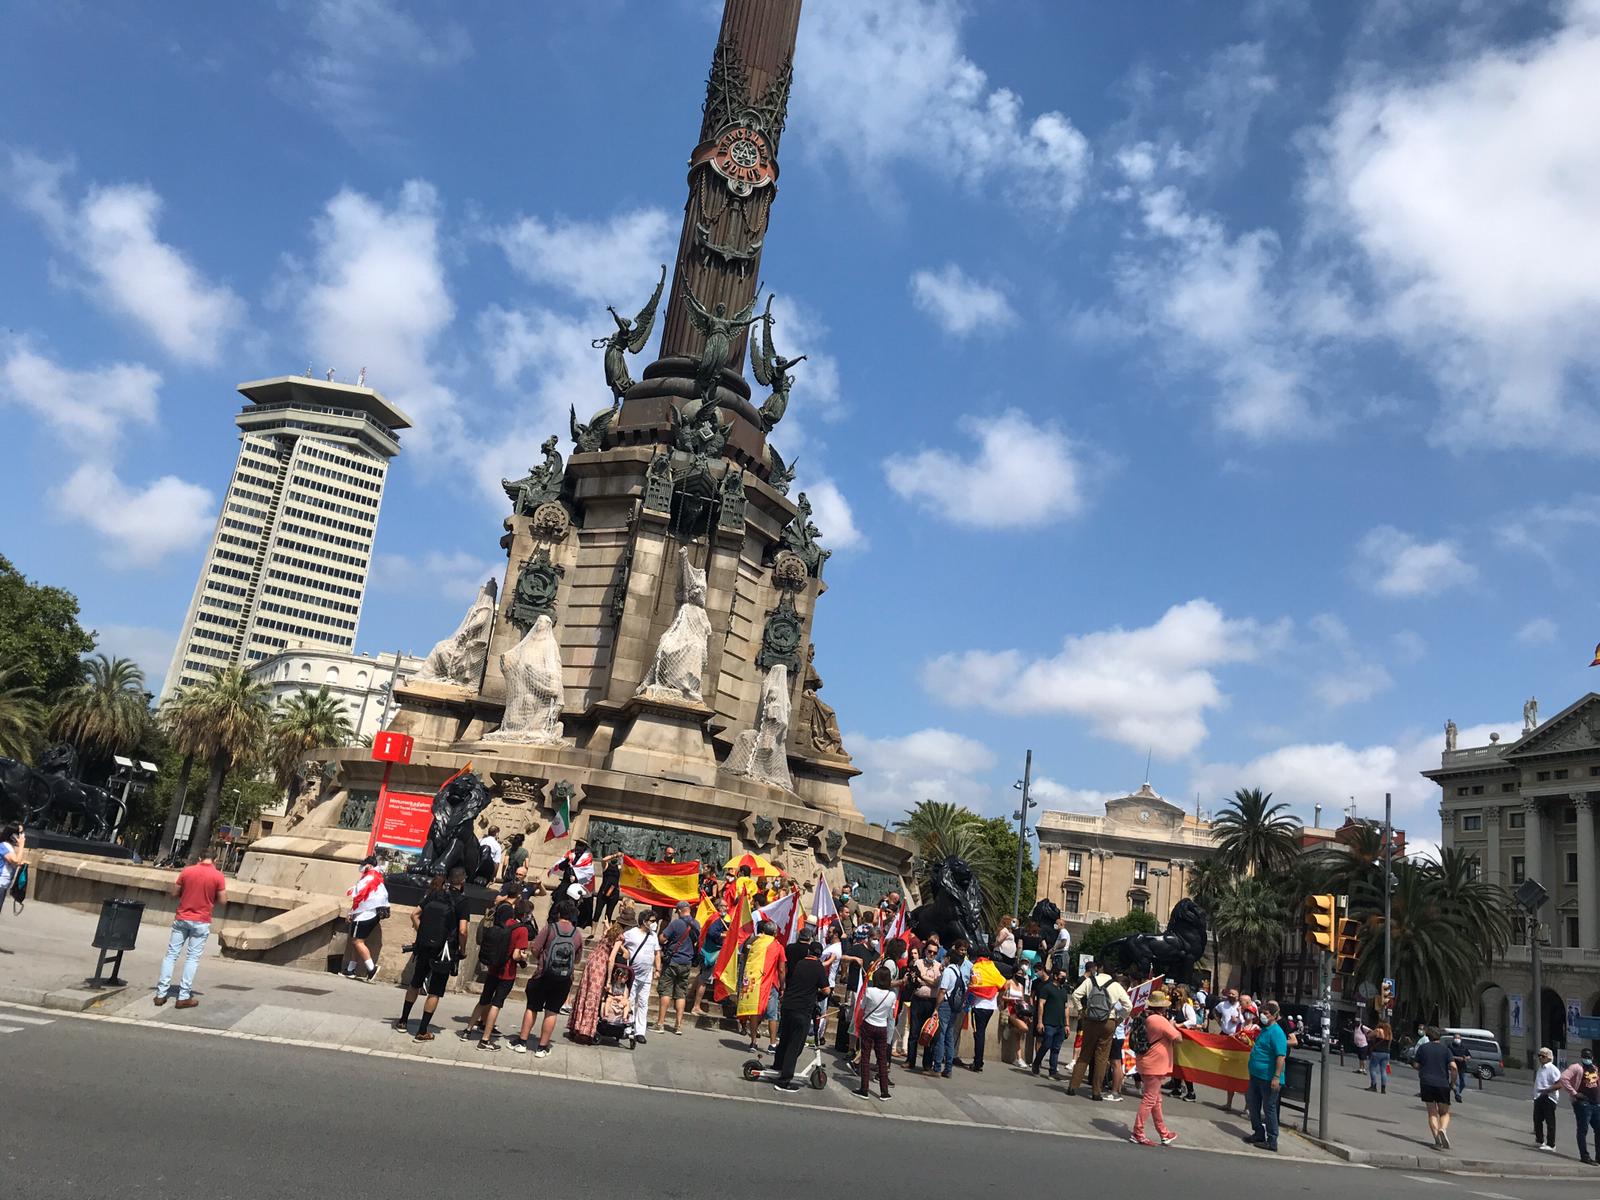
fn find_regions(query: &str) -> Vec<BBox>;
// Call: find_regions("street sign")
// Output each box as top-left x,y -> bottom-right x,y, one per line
372,731 -> 414,763
1572,1015 -> 1600,1040
1357,980 -> 1377,1000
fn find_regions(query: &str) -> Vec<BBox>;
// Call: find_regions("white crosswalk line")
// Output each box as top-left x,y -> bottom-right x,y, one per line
1470,1192 -> 1517,1199
0,1010 -> 55,1025
0,1025 -> 27,1034
1403,1176 -> 1454,1186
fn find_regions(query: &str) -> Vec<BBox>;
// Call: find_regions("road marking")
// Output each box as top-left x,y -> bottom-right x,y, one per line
1403,1176 -> 1453,1186
0,1010 -> 56,1025
1469,1192 -> 1517,1199
0,1024 -> 26,1034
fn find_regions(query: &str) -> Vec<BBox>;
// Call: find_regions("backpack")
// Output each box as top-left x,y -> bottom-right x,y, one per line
480,922 -> 513,974
544,922 -> 579,979
944,965 -> 968,1013
1127,1011 -> 1151,1055
1084,973 -> 1113,1022
9,862 -> 27,911
416,892 -> 458,950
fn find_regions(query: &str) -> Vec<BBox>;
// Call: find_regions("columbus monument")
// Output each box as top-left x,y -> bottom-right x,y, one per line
242,0 -> 914,903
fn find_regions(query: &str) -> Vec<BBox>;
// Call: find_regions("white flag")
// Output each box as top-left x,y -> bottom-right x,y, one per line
758,889 -> 804,944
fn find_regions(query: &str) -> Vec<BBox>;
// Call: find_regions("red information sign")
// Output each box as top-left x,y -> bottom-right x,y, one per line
372,789 -> 433,853
372,732 -> 414,764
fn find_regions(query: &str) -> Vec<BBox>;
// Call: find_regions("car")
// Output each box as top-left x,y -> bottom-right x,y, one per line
1396,1033 -> 1503,1079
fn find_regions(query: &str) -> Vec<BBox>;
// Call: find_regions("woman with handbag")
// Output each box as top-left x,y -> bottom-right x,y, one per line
1002,961 -> 1035,1068
568,919 -> 626,1042
342,855 -> 389,982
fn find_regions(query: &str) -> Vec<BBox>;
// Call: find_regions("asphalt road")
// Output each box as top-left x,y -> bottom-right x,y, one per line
5,1017 -> 1597,1200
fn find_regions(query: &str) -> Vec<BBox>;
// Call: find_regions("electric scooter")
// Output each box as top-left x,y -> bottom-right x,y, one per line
741,1013 -> 829,1090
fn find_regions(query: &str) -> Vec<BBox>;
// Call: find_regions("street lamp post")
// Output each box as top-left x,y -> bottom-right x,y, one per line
1151,868 -> 1170,919
1382,791 -> 1393,1015
1011,750 -> 1037,920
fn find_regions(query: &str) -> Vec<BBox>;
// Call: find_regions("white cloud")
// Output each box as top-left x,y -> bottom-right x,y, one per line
1031,777 -> 1118,815
1312,662 -> 1393,708
1309,2 -> 1600,451
53,462 -> 214,569
923,599 -> 1288,756
0,344 -> 160,439
909,264 -> 1017,337
284,0 -> 471,141
495,209 -> 673,308
1515,617 -> 1559,647
1391,630 -> 1428,663
5,151 -> 242,363
372,549 -> 503,604
90,623 -> 175,695
846,727 -> 998,824
1354,525 -> 1477,598
884,409 -> 1090,529
795,0 -> 1090,216
796,477 -> 865,552
1189,720 -> 1513,844
297,181 -> 464,458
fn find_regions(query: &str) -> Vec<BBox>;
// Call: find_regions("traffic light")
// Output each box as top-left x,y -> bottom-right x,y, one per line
1380,978 -> 1394,1011
1336,917 -> 1360,974
1305,893 -> 1336,951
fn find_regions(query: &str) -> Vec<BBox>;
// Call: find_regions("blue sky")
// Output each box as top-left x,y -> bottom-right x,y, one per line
4,0 -> 1599,850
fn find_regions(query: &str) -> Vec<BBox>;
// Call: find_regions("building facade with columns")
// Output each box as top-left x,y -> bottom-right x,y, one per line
1034,782 -> 1218,935
1425,692 -> 1600,1065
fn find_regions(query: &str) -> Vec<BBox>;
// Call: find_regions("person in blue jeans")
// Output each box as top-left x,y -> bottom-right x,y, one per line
155,856 -> 227,1009
930,939 -> 970,1077
1030,964 -> 1073,1078
1559,1047 -> 1600,1162
1245,1000 -> 1290,1152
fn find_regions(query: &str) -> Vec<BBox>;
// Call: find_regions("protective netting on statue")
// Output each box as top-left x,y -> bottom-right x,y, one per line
486,614 -> 567,745
724,663 -> 793,790
637,548 -> 711,702
416,580 -> 496,686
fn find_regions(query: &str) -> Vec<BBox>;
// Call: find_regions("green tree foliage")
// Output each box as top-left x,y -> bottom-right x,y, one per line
1076,911 -> 1160,964
180,666 -> 271,863
1211,787 -> 1301,877
0,664 -> 45,760
0,555 -> 95,699
974,815 -> 1036,919
1212,874 -> 1290,994
895,800 -> 1014,930
266,686 -> 354,801
48,654 -> 150,763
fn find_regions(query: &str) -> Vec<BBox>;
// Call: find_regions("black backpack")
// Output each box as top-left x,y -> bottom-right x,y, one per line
1083,973 -> 1113,1022
416,892 -> 458,950
544,922 -> 578,979
1127,1012 -> 1151,1055
480,922 -> 513,973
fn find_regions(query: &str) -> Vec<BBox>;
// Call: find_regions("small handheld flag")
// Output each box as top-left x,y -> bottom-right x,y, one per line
544,788 -> 571,841
1590,642 -> 1600,667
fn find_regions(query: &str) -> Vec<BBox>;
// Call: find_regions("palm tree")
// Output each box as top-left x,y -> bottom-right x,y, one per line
182,666 -> 270,864
267,687 -> 354,802
1186,857 -> 1232,989
0,664 -> 45,760
894,800 -> 1004,928
48,654 -> 150,760
1212,874 -> 1288,994
155,687 -> 212,861
1211,787 -> 1302,878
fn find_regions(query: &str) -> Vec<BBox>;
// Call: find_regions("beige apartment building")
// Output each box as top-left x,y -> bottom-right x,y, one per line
161,375 -> 410,703
1034,782 -> 1218,933
1426,692 -> 1600,1064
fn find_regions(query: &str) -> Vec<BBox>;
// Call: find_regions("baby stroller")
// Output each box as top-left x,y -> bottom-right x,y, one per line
595,960 -> 637,1050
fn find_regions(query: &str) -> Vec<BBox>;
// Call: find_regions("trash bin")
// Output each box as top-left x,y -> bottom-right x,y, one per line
93,898 -> 144,951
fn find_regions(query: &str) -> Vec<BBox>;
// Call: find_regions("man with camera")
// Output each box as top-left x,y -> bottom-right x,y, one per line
394,867 -> 469,1042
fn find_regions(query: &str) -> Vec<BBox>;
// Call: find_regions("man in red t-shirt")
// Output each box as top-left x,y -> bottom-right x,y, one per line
155,856 -> 227,1008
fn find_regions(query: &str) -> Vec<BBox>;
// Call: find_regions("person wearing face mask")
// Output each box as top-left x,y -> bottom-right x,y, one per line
907,939 -> 943,1072
620,908 -> 661,1045
1560,1045 -> 1600,1163
1244,1001 -> 1290,1152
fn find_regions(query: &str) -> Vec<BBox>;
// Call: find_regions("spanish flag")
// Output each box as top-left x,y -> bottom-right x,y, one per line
618,854 -> 701,908
712,891 -> 754,1002
737,932 -> 785,1019
1173,1029 -> 1254,1096
694,892 -> 719,935
1590,642 -> 1600,668
968,958 -> 1006,1002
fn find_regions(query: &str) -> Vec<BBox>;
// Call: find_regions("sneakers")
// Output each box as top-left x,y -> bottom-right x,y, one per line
511,1040 -> 528,1054
850,1088 -> 872,1099
635,1034 -> 648,1045
1129,1133 -> 1155,1147
773,1081 -> 802,1093
393,1019 -> 410,1033
534,1045 -> 550,1059
1160,1132 -> 1178,1146
1104,1094 -> 1123,1103
1537,1144 -> 1555,1153
365,965 -> 379,983
1438,1130 -> 1451,1151
748,1042 -> 761,1054
672,1025 -> 684,1036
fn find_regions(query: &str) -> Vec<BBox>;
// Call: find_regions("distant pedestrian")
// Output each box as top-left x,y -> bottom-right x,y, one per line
1164,984 -> 1200,1102
514,899 -> 582,1056
1129,989 -> 1183,1146
503,833 -> 528,881
1560,1046 -> 1600,1163
342,855 -> 388,982
1412,1024 -> 1458,1151
652,900 -> 700,1035
621,908 -> 661,1044
992,915 -> 1019,978
1534,1046 -> 1560,1152
1213,989 -> 1243,1036
1244,1000 -> 1289,1152
853,965 -> 898,1101
1030,963 -> 1072,1079
1351,1019 -> 1370,1073
1449,1032 -> 1473,1101
1367,1020 -> 1392,1093
154,854 -> 226,1009
0,825 -> 23,928
395,870 -> 468,1041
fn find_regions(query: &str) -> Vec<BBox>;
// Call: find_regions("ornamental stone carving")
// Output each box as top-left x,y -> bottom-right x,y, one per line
497,775 -> 543,806
508,548 -> 565,633
1485,805 -> 1501,826
756,590 -> 804,674
531,501 -> 571,541
772,551 -> 807,591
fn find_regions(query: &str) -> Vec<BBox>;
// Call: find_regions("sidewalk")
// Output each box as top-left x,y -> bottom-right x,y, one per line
0,901 -> 1578,1176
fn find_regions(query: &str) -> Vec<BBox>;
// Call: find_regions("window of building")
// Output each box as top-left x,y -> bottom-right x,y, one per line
1592,766 -> 1600,777
1461,813 -> 1482,831
1512,856 -> 1525,883
1568,916 -> 1582,947
1130,894 -> 1147,913
1555,769 -> 1570,780
299,662 -> 311,682
1470,785 -> 1485,795
1567,852 -> 1580,883
1565,806 -> 1578,825
1456,786 -> 1469,796
1509,811 -> 1526,829
1062,887 -> 1081,915
1134,860 -> 1148,884
1067,852 -> 1082,878
1467,857 -> 1481,880
356,671 -> 368,689
325,666 -> 340,686
1503,782 -> 1516,793
1538,771 -> 1551,782
1512,918 -> 1527,946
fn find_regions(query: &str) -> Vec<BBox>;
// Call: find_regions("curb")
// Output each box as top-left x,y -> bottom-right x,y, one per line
1293,1131 -> 1596,1179
0,983 -> 127,1012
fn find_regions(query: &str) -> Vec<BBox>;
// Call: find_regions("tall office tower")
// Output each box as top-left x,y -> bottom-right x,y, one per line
159,375 -> 411,705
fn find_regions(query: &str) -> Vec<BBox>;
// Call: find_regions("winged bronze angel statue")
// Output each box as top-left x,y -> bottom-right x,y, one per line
749,295 -> 806,433
594,264 -> 666,401
683,281 -> 763,402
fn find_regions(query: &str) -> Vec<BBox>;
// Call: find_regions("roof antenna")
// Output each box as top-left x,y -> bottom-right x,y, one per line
357,366 -> 367,387
1143,747 -> 1152,786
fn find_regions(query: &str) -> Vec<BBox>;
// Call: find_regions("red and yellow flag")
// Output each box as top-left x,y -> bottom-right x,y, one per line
712,890 -> 753,1002
618,854 -> 701,908
737,932 -> 784,1019
1590,642 -> 1600,668
968,959 -> 1006,1002
1173,1029 -> 1254,1096
694,892 -> 719,934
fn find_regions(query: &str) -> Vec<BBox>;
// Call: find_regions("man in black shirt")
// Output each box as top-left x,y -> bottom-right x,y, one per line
395,870 -> 468,1042
773,939 -> 830,1093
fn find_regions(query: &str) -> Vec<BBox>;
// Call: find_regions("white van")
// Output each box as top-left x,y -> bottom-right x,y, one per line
1443,1028 -> 1505,1079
